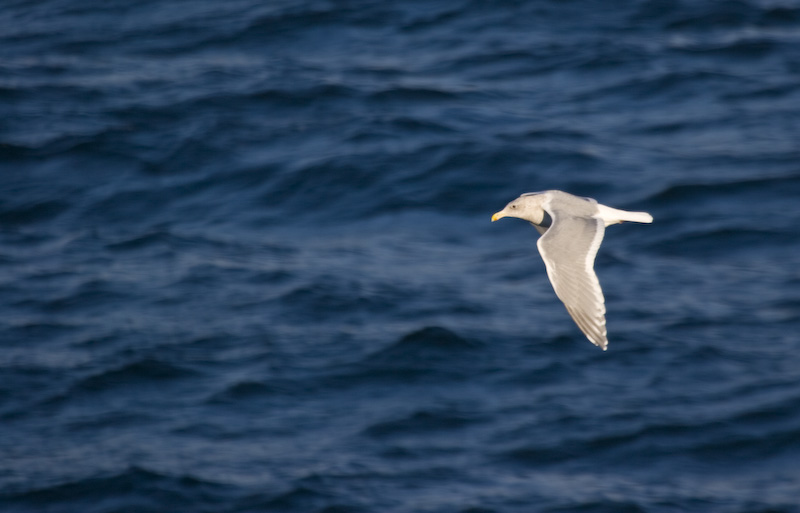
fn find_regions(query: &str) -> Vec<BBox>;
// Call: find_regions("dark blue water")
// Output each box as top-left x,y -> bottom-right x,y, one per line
2,1 -> 800,512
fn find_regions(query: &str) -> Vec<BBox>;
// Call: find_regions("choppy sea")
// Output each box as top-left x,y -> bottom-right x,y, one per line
2,1 -> 800,512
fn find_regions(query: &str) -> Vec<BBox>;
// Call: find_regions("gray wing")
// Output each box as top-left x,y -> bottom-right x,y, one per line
536,211 -> 608,350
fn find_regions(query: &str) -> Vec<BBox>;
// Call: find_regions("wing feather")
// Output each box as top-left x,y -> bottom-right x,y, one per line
536,202 -> 608,350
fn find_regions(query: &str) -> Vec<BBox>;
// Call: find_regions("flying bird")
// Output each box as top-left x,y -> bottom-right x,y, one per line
492,190 -> 652,350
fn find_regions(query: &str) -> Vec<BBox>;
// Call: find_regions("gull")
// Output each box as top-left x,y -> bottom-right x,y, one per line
492,190 -> 652,350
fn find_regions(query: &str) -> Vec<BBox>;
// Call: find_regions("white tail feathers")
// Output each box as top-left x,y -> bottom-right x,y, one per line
596,204 -> 653,226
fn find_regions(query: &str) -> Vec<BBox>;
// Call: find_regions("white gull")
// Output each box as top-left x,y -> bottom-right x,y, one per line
492,190 -> 653,350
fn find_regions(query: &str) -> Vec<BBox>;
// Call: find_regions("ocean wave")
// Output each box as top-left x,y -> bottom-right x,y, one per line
0,466 -> 228,513
364,406 -> 487,438
72,358 -> 201,394
646,174 -> 800,205
364,326 -> 480,364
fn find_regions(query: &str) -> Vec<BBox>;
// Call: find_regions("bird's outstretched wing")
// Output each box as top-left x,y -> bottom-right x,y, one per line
536,210 -> 608,349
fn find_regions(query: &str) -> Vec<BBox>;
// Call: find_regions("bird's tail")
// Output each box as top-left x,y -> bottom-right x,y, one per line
596,204 -> 653,226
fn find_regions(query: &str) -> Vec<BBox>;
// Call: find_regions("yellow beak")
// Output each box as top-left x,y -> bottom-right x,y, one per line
491,211 -> 504,222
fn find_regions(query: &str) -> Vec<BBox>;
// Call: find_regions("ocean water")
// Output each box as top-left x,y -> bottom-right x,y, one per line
2,0 -> 800,512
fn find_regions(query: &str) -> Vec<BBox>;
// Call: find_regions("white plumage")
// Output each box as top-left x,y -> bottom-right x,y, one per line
492,190 -> 652,350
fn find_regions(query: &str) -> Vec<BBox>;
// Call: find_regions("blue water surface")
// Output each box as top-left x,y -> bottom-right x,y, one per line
2,1 -> 800,512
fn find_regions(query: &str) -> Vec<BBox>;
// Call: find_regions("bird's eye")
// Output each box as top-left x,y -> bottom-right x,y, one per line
511,205 -> 517,209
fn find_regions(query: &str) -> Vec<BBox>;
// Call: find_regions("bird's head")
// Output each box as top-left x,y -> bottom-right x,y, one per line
491,193 -> 547,225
